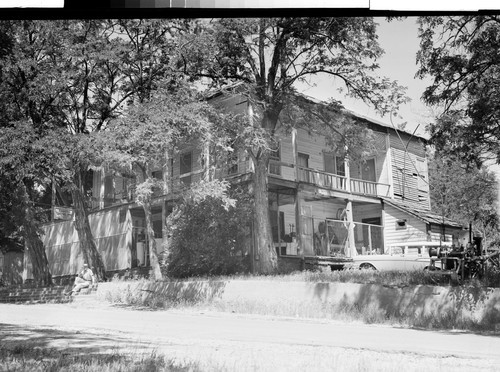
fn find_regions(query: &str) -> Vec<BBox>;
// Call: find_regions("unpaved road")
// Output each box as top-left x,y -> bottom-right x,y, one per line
1,303 -> 499,371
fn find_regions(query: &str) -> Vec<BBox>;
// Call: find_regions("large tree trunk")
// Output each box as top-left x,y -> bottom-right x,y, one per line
19,182 -> 52,286
71,170 -> 107,281
252,151 -> 278,274
143,197 -> 163,280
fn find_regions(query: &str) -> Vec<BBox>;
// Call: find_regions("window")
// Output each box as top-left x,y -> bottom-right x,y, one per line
268,144 -> 281,176
298,153 -> 309,168
324,153 -> 345,176
180,152 -> 192,186
361,158 -> 376,182
152,170 -> 163,180
228,150 -> 238,174
395,219 -> 407,230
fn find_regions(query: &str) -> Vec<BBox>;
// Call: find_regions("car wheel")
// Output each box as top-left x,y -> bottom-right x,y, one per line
360,263 -> 376,270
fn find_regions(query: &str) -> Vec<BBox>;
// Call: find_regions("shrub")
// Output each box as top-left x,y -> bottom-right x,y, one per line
166,182 -> 252,278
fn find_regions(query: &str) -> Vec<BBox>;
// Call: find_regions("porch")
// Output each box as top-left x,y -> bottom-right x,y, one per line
268,184 -> 384,260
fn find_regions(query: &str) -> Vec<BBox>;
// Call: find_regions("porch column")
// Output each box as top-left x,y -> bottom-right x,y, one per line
203,141 -> 210,181
292,128 -> 298,181
99,168 -> 105,209
344,149 -> 356,257
295,189 -> 302,257
163,151 -> 171,195
345,199 -> 356,257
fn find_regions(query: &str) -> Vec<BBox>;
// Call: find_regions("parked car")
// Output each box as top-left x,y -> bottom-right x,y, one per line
349,241 -> 453,271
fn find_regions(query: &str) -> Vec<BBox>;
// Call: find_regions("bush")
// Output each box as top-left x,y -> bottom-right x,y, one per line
166,182 -> 252,278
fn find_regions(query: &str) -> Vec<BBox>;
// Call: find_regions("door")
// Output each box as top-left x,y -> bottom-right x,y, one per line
298,153 -> 310,183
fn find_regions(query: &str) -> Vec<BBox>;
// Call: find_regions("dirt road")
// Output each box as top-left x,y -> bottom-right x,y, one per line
0,303 -> 498,371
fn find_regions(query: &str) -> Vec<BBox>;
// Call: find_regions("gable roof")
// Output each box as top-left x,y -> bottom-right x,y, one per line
205,82 -> 427,141
382,198 -> 464,229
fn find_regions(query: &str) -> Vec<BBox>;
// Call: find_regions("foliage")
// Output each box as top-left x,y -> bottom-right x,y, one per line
0,20 -> 192,279
179,17 -> 409,273
166,181 -> 252,278
428,152 -> 499,244
417,16 -> 500,165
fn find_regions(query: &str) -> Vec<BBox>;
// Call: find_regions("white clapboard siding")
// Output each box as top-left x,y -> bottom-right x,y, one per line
383,204 -> 427,247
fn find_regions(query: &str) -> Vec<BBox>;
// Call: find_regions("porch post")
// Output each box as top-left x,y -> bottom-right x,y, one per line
292,128 -> 299,181
163,150 -> 171,195
99,168 -> 105,209
295,189 -> 302,257
203,141 -> 210,181
345,199 -> 356,257
344,148 -> 356,257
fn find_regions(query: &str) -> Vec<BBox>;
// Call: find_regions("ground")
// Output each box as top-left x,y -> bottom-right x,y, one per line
1,302 -> 499,371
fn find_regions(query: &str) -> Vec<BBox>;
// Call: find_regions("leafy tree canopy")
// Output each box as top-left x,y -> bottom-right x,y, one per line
429,151 -> 499,244
417,16 -> 500,165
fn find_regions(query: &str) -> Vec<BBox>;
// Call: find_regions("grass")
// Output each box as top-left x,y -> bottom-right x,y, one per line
99,267 -> 500,332
0,338 -> 492,372
0,343 -> 201,372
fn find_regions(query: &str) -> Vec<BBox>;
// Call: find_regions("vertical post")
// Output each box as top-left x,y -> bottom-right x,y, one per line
276,192 -> 280,256
345,199 -> 356,257
163,151 -> 170,196
295,189 -> 302,257
343,147 -> 356,257
385,133 -> 394,198
203,141 -> 210,181
161,201 -> 167,256
292,128 -> 299,182
51,177 -> 56,221
99,168 -> 105,209
368,225 -> 372,252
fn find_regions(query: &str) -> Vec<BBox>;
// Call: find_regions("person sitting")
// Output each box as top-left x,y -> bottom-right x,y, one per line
67,263 -> 96,295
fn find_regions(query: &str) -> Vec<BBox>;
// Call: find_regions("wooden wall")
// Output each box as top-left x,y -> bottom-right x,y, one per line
388,130 -> 429,208
41,207 -> 132,277
383,204 -> 428,248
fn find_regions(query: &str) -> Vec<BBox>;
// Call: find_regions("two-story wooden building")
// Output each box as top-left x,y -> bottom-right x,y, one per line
34,91 -> 466,279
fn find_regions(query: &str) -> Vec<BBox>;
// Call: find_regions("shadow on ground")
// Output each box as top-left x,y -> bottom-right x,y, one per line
0,323 -> 156,356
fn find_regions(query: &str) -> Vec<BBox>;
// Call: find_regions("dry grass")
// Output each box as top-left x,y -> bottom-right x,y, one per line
0,339 -> 493,372
100,269 -> 500,332
0,343 -> 200,372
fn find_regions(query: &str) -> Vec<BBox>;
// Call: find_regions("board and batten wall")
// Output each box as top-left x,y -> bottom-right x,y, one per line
389,130 -> 430,209
39,208 -> 132,277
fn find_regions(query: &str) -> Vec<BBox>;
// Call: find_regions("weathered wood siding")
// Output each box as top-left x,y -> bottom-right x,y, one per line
389,130 -> 429,208
42,208 -> 132,276
429,224 -> 468,245
352,203 -> 383,223
383,204 -> 428,248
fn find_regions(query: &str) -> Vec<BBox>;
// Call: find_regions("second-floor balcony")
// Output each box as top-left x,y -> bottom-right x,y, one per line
293,164 -> 391,198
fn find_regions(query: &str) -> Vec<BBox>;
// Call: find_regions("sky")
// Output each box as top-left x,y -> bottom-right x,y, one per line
298,17 -> 432,139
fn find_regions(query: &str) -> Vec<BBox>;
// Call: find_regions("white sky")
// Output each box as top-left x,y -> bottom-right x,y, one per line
298,17 -> 432,138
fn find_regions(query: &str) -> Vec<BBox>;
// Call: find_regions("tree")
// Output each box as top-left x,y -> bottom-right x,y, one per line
417,16 -> 500,165
180,18 -> 408,273
0,122 -> 56,286
0,20 -> 188,280
98,84 -> 232,280
428,152 -> 499,245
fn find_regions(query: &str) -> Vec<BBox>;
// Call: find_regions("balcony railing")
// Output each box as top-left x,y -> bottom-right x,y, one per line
298,166 -> 347,191
350,178 -> 391,197
296,166 -> 390,197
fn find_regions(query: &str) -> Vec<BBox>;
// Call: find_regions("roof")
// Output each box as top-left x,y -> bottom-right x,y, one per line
382,198 -> 464,229
205,82 -> 427,141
